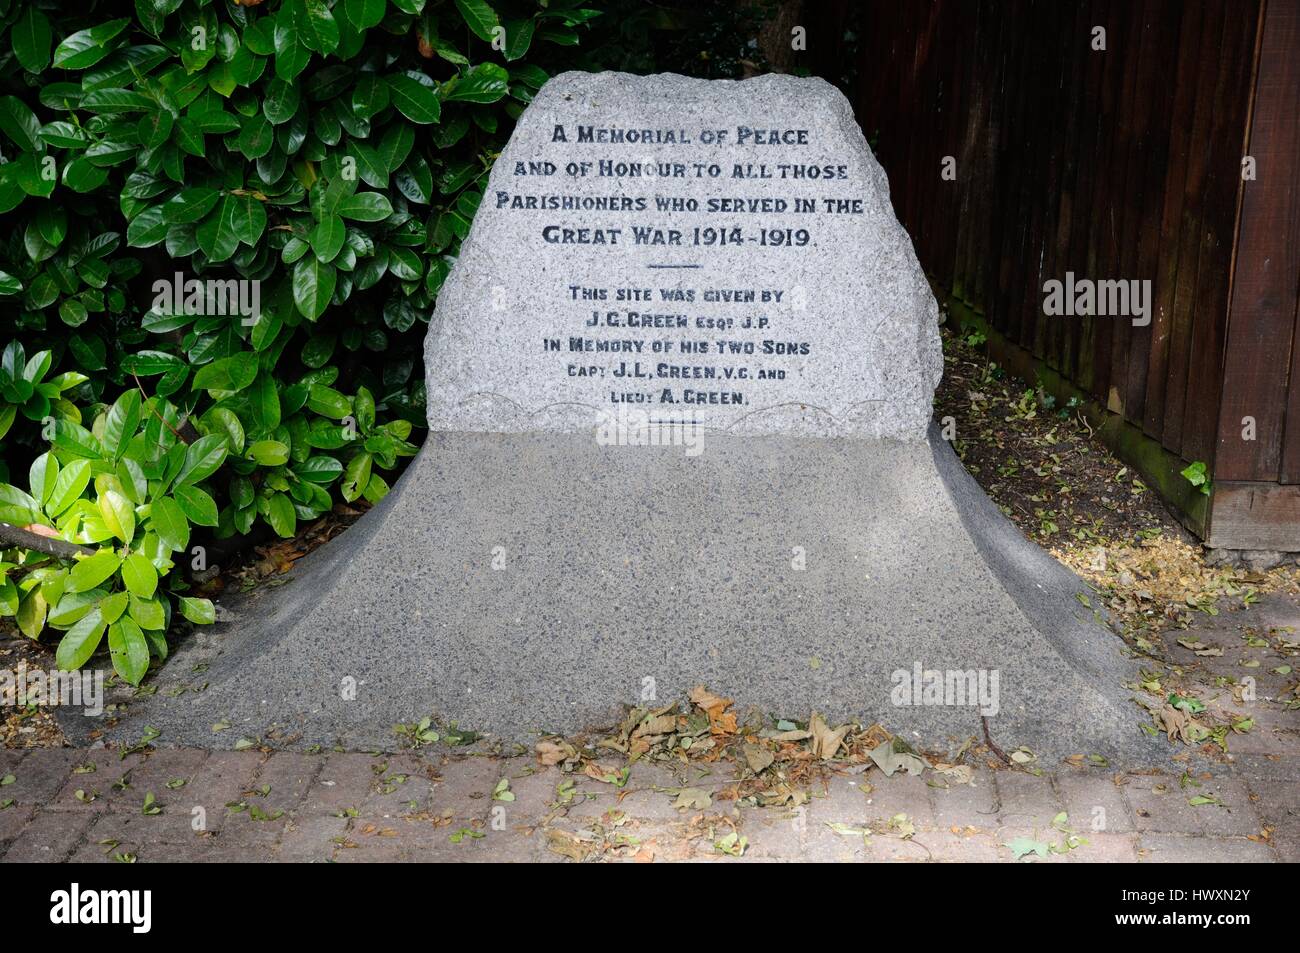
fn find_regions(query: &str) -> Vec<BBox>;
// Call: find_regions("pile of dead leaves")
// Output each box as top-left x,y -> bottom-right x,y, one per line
1062,534 -> 1299,648
0,641 -> 69,748
536,686 -> 944,812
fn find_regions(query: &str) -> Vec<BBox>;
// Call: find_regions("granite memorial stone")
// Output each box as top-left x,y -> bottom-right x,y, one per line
99,72 -> 1159,764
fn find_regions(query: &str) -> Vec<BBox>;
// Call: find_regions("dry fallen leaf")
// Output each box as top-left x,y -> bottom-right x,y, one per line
809,712 -> 850,761
535,739 -> 575,766
742,743 -> 775,774
689,685 -> 738,736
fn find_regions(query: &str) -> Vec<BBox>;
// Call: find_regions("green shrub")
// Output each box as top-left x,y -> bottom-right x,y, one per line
0,0 -> 598,683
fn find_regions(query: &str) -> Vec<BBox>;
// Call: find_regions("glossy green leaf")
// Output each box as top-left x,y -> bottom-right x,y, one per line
336,192 -> 393,221
293,256 -> 337,319
99,490 -> 136,544
174,483 -> 219,526
341,452 -> 372,501
150,496 -> 190,553
310,214 -> 346,261
0,97 -> 42,152
47,459 -> 92,516
248,439 -> 290,467
55,607 -> 106,671
177,433 -> 230,487
52,19 -> 130,71
128,593 -> 165,631
192,353 -> 259,394
162,187 -> 220,225
29,451 -> 58,504
265,491 -> 296,537
66,549 -> 122,594
108,617 -> 150,685
344,0 -> 387,30
178,596 -> 216,625
103,389 -> 141,459
121,553 -> 159,598
11,8 -> 53,73
446,63 -> 510,103
454,0 -> 500,42
386,74 -> 440,124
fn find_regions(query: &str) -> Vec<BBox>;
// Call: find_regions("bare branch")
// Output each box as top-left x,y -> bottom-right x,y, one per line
0,523 -> 97,559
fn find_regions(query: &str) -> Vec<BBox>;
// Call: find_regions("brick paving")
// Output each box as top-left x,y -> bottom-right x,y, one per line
0,745 -> 1292,862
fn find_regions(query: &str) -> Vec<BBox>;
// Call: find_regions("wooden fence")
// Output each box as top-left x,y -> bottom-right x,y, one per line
850,0 -> 1300,550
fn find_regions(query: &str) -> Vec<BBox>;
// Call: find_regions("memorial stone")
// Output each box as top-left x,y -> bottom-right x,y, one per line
99,73 -> 1159,765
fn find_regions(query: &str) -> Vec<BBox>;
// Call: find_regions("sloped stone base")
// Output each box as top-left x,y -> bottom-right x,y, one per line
83,428 -> 1163,764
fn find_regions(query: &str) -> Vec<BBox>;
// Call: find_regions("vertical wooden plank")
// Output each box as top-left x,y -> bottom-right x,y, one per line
972,0 -> 1014,312
931,0 -> 969,288
1064,0 -> 1108,383
1105,0 -> 1154,418
1077,0 -> 1126,398
951,0 -> 986,305
1043,1 -> 1089,373
990,0 -> 1033,340
999,0 -> 1041,347
899,1 -> 936,241
1222,0 -> 1300,481
1003,0 -> 1040,351
916,0 -> 948,275
1161,0 -> 1226,455
1093,1 -> 1144,406
1027,0 -> 1071,365
1122,0 -> 1182,426
1181,0 -> 1259,467
1143,0 -> 1204,441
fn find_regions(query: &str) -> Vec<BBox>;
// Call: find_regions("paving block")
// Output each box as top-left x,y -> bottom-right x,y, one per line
429,754 -> 502,809
928,774 -> 999,830
1060,832 -> 1140,863
300,752 -> 384,816
859,773 -> 936,830
915,830 -> 1004,862
1185,777 -> 1265,837
0,810 -> 93,863
185,750 -> 262,818
1227,753 -> 1300,781
276,814 -> 350,862
501,764 -> 568,817
993,826 -> 1070,864
738,809 -> 805,860
211,808 -> 286,847
0,805 -> 36,845
1138,834 -> 1276,863
0,748 -> 26,775
105,748 -> 209,812
251,750 -> 324,811
16,749 -> 108,809
801,822 -> 874,862
86,810 -> 210,847
1056,771 -> 1134,833
1123,777 -> 1208,834
995,770 -> 1063,826
808,774 -> 873,827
